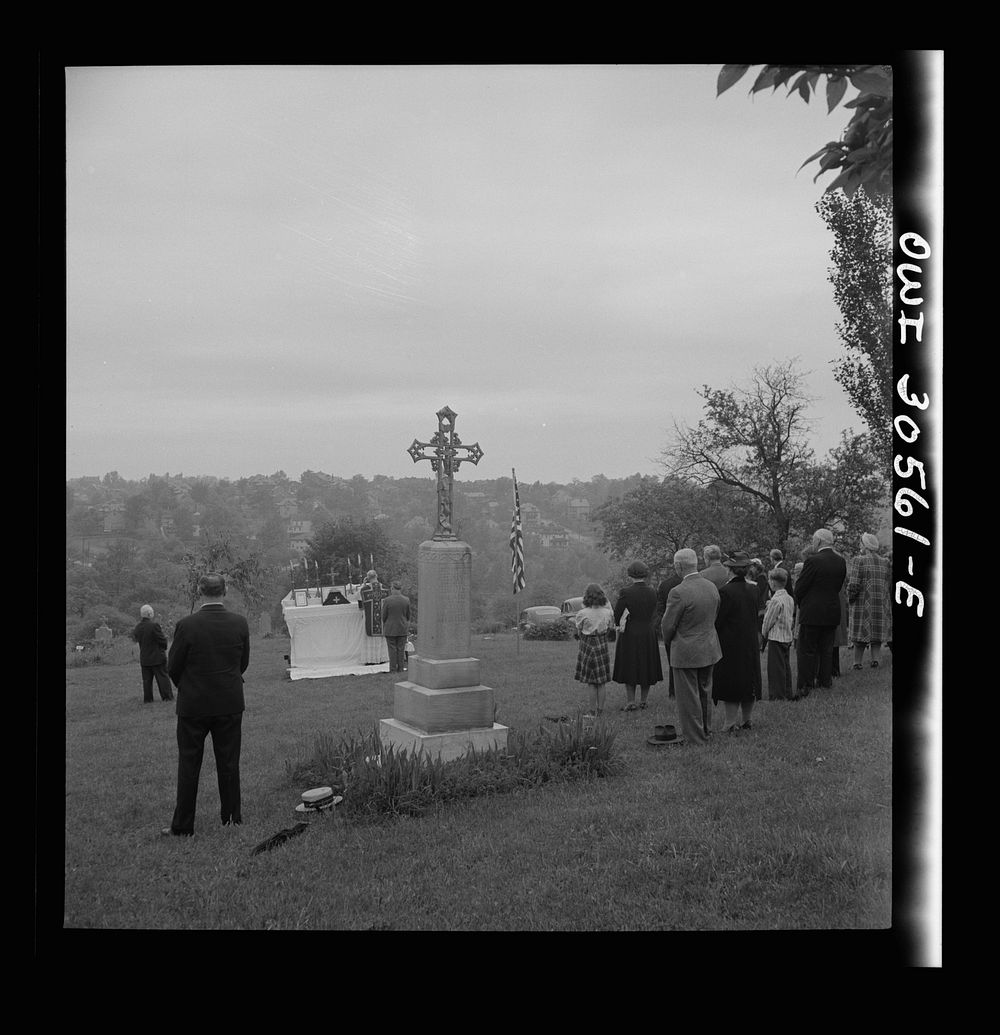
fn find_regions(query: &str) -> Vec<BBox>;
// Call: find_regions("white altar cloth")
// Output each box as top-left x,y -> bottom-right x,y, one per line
281,588 -> 389,679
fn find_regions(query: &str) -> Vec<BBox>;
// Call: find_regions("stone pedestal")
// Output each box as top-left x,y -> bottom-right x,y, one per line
379,538 -> 508,762
378,718 -> 509,763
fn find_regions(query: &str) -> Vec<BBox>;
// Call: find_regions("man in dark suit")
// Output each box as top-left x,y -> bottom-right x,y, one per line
381,581 -> 411,673
793,528 -> 848,693
661,549 -> 723,746
162,572 -> 250,837
653,562 -> 682,697
132,604 -> 173,703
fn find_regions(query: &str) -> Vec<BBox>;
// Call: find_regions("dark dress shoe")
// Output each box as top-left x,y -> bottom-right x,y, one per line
160,827 -> 192,837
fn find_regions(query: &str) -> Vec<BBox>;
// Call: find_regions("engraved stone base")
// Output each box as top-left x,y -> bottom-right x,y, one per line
417,539 -> 473,660
394,680 -> 494,733
407,655 -> 481,690
379,718 -> 509,763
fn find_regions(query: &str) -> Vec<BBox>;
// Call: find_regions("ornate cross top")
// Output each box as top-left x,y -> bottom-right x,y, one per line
407,405 -> 484,540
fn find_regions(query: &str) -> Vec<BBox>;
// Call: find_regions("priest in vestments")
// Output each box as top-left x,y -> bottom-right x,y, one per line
359,570 -> 390,665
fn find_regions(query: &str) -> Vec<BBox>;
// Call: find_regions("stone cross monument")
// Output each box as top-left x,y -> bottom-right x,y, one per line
379,406 -> 508,762
406,404 -> 484,541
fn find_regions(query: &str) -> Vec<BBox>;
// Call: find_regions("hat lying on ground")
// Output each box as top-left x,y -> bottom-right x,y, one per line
294,786 -> 344,813
646,723 -> 683,747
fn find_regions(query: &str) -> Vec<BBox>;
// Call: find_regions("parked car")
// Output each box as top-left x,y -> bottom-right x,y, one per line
561,597 -> 584,614
518,605 -> 562,631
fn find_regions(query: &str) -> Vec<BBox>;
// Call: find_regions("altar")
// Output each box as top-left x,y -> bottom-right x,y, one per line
281,585 -> 390,679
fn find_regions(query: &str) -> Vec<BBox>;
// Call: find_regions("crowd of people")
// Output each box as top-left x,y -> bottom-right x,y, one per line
131,537 -> 889,834
571,529 -> 891,745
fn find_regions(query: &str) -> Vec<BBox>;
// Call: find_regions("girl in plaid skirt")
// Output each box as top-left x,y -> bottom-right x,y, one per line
572,583 -> 615,718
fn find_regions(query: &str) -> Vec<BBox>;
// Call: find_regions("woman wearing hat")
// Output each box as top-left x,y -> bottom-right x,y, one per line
712,551 -> 761,731
611,560 -> 663,711
847,533 -> 891,669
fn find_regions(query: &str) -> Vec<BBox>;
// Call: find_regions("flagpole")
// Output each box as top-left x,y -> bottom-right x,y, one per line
511,467 -> 523,656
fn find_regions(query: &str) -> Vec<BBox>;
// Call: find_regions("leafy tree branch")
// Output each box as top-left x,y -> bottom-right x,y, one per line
717,63 -> 892,197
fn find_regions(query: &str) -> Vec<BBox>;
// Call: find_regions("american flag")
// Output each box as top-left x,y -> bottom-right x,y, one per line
510,468 -> 525,594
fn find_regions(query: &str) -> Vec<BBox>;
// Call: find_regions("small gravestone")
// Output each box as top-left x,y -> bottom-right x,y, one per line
380,406 -> 508,762
94,623 -> 113,643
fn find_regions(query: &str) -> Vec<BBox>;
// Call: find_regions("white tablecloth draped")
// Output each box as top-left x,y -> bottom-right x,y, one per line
281,591 -> 389,679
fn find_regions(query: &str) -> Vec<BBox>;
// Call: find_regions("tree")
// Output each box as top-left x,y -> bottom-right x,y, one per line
171,506 -> 195,540
67,505 -> 103,538
258,514 -> 288,552
307,517 -> 399,584
717,63 -> 892,198
662,360 -> 816,546
123,493 -> 149,533
66,564 -> 109,617
786,430 -> 887,547
593,477 -> 786,571
182,530 -> 272,621
67,605 -> 137,646
816,189 -> 893,469
199,501 -> 246,538
593,476 -> 707,568
94,539 -> 138,600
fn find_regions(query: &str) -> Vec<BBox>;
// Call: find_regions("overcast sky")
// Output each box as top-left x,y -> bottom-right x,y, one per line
67,63 -> 872,485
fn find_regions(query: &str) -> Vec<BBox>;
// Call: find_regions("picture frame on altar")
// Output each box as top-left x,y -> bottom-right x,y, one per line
294,589 -> 309,607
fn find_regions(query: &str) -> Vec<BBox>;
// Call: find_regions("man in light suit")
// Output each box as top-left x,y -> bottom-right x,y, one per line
381,581 -> 411,673
162,572 -> 250,837
661,549 -> 723,746
794,528 -> 848,693
700,545 -> 731,589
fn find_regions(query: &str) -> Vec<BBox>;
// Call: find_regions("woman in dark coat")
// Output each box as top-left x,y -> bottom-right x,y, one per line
713,552 -> 761,732
612,560 -> 663,711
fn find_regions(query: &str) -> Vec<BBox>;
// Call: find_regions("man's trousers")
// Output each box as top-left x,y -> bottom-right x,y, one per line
672,665 -> 715,746
170,713 -> 242,835
798,624 -> 837,690
141,663 -> 173,702
385,635 -> 407,673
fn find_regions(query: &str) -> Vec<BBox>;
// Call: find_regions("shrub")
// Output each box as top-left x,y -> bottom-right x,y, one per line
285,717 -> 623,821
65,638 -> 138,668
522,617 -> 575,641
473,619 -> 511,635
66,606 -> 139,648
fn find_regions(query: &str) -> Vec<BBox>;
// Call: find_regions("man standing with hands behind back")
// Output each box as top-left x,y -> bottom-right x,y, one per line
794,528 -> 847,694
660,549 -> 723,746
132,604 -> 173,703
381,580 -> 411,673
162,572 -> 250,837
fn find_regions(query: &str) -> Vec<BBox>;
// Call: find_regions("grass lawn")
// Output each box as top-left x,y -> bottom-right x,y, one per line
62,633 -> 892,931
